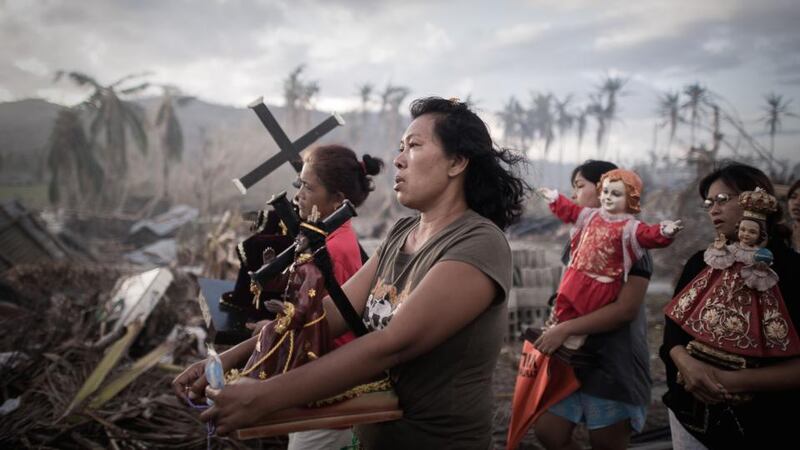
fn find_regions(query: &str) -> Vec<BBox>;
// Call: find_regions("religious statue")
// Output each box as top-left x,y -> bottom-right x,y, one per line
539,168 -> 683,349
228,249 -> 331,381
665,187 -> 800,383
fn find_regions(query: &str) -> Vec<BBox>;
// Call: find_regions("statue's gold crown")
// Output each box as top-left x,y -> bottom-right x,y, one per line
739,187 -> 777,220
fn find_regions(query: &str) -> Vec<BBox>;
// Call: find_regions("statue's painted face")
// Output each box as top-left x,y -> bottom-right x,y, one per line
738,219 -> 761,247
600,179 -> 627,214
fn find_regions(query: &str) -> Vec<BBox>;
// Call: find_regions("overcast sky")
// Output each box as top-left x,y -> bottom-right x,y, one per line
2,0 -> 799,165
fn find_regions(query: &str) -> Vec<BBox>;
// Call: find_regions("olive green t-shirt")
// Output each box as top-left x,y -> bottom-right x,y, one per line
355,210 -> 512,450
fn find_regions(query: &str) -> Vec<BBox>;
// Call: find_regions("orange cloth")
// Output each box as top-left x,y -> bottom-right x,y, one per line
506,340 -> 580,450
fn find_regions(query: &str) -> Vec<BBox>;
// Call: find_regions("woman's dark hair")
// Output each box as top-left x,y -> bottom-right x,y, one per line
304,144 -> 383,207
699,161 -> 790,243
571,160 -> 617,185
409,97 -> 531,230
788,179 -> 800,201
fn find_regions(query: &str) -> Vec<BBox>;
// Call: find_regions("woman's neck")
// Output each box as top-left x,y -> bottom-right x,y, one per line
792,222 -> 800,250
409,196 -> 468,252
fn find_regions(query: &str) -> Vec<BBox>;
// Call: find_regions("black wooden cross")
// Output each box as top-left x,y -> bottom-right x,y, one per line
233,96 -> 345,194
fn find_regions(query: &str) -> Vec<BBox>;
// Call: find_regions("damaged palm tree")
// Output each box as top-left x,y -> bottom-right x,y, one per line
54,70 -> 151,211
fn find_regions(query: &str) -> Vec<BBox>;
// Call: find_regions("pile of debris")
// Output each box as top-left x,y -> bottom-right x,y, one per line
0,261 -> 284,449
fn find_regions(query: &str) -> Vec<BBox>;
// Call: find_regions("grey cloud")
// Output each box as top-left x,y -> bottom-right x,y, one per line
3,0 -> 800,112
1,0 -> 286,100
465,0 -> 800,88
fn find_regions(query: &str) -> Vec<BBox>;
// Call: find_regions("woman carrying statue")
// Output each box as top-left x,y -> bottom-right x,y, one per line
660,162 -> 800,449
216,144 -> 383,449
173,97 -> 530,449
533,160 -> 656,450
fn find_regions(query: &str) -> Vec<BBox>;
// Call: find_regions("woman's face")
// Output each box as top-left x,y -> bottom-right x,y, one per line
294,163 -> 341,221
789,188 -> 800,221
705,179 -> 743,240
393,114 -> 453,210
571,172 -> 600,208
738,219 -> 761,247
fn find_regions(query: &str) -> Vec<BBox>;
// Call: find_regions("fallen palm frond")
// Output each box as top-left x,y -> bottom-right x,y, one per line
87,338 -> 176,410
62,321 -> 145,419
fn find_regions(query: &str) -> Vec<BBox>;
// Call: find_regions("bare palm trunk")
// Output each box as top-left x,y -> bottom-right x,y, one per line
163,158 -> 170,199
770,133 -> 775,158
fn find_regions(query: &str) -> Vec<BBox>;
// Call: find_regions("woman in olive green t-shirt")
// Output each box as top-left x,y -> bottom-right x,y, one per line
173,97 -> 531,449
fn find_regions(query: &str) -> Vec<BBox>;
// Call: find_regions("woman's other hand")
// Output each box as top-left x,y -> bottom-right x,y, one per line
172,359 -> 208,404
534,323 -> 570,355
671,346 -> 727,404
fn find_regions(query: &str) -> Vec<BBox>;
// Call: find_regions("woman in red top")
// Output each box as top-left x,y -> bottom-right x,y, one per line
246,143 -> 384,449
294,145 -> 383,348
289,144 -> 382,449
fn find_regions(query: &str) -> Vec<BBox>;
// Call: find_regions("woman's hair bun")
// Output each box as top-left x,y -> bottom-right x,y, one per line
362,154 -> 384,176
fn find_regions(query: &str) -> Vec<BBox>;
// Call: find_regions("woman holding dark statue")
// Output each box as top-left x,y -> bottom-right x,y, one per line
217,143 -> 384,450
660,162 -> 800,449
291,144 -> 383,449
173,97 -> 530,449
289,145 -> 383,348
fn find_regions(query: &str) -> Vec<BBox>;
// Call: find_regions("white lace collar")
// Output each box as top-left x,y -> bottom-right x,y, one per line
729,243 -> 757,264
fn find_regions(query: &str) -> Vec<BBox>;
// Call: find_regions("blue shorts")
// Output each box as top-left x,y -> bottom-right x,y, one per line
548,391 -> 647,432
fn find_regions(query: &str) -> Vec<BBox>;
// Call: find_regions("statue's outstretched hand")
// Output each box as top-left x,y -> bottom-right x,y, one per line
536,187 -> 558,203
661,219 -> 684,238
261,247 -> 276,266
265,299 -> 285,315
245,319 -> 271,336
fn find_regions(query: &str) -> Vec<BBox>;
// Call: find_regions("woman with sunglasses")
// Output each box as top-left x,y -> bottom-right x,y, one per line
660,162 -> 800,449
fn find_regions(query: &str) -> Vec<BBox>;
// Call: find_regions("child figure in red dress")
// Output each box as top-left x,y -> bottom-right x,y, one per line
665,188 -> 800,363
539,168 -> 683,349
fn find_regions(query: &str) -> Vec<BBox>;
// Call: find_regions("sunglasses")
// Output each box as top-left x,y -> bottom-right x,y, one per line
702,193 -> 732,210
